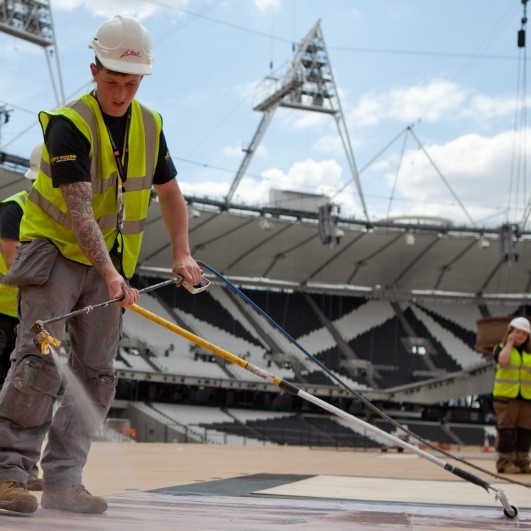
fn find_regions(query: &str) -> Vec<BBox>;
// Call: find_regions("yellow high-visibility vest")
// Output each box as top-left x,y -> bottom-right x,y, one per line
21,92 -> 161,278
0,191 -> 28,317
493,344 -> 531,399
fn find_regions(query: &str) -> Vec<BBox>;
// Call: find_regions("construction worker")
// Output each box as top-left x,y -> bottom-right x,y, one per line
0,143 -> 43,491
492,316 -> 531,474
0,15 -> 202,515
0,191 -> 27,380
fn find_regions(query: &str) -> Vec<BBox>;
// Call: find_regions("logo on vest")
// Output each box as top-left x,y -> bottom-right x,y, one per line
51,154 -> 77,164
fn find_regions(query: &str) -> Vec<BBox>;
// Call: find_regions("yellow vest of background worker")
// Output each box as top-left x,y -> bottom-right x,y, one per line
0,191 -> 28,317
493,344 -> 531,399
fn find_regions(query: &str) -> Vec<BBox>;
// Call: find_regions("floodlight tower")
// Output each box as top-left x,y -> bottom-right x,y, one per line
224,20 -> 370,222
0,0 -> 65,147
518,0 -> 531,233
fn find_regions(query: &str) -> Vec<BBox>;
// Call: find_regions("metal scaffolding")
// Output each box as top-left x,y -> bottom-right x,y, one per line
0,0 -> 54,46
224,20 -> 369,222
0,0 -> 65,147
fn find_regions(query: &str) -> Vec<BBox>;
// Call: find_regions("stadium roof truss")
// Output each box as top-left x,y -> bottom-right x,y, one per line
137,194 -> 531,308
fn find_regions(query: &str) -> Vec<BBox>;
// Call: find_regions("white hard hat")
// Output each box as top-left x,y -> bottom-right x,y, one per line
509,316 -> 531,334
24,142 -> 42,180
89,15 -> 153,76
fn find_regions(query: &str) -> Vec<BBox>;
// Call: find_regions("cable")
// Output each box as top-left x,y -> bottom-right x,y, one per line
129,300 -> 518,517
200,261 -> 531,489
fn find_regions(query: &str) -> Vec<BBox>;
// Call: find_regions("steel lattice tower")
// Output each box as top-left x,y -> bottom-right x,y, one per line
224,20 -> 369,222
0,0 -> 65,149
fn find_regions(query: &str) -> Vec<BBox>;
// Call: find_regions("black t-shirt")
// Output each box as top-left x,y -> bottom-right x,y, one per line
0,201 -> 23,240
45,105 -> 177,187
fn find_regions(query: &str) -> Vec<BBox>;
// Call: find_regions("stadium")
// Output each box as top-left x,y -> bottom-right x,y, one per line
1,2 -> 531,528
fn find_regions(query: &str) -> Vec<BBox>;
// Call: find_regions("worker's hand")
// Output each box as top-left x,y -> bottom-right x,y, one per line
119,284 -> 140,308
172,255 -> 203,288
507,330 -> 517,347
105,269 -> 139,308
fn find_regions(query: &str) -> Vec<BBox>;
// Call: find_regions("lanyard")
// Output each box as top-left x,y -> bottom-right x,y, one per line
104,108 -> 131,231
107,109 -> 131,185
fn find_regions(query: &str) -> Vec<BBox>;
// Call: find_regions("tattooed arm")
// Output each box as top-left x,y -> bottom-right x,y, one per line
61,181 -> 138,306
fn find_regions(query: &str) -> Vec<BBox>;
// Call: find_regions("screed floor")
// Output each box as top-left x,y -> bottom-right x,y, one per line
0,442 -> 529,530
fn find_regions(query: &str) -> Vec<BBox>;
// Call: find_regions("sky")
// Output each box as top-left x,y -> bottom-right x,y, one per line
1,0 -> 530,229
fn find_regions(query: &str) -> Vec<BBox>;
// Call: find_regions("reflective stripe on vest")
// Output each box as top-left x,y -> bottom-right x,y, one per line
0,191 -> 28,317
20,93 -> 161,278
493,344 -> 531,399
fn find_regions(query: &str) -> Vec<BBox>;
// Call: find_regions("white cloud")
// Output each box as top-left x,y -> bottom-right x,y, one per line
350,79 -> 467,127
380,130 -> 528,226
462,94 -> 525,121
51,0 -> 185,19
181,179 -> 229,199
347,78 -> 528,134
182,158 -> 343,207
233,176 -> 276,205
262,158 -> 343,194
253,0 -> 281,13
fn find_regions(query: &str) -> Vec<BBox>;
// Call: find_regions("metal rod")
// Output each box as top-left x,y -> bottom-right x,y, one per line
199,261 -> 531,490
128,303 -> 518,518
34,276 -> 184,328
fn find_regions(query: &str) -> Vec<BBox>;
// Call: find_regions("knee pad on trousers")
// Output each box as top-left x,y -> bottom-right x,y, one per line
86,374 -> 118,411
79,375 -> 118,435
0,355 -> 61,428
516,428 -> 531,453
497,428 -> 517,453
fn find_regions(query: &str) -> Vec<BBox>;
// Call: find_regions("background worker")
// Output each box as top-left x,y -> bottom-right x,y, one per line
0,15 -> 202,515
0,143 -> 43,491
492,316 -> 531,474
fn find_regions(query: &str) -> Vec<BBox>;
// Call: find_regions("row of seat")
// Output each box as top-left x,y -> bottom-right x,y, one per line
121,280 -> 508,390
130,402 -> 491,448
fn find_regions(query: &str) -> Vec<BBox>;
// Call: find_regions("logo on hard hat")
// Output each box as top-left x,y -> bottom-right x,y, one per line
121,49 -> 141,59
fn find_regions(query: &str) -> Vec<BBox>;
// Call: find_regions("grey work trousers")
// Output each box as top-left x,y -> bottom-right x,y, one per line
0,241 -> 122,489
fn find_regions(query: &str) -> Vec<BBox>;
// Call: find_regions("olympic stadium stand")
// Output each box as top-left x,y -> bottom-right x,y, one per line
415,302 -> 479,347
373,419 -> 456,446
416,301 -> 482,335
332,299 -> 397,341
242,290 -> 323,338
307,292 -> 367,322
448,423 -> 491,446
349,317 -> 428,388
201,411 -> 382,448
130,402 -> 282,445
121,281 -> 493,394
403,306 -> 463,371
411,305 -> 484,369
156,281 -> 262,346
115,279 -> 498,452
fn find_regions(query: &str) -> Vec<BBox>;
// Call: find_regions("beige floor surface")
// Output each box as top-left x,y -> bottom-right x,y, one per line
0,443 -> 529,530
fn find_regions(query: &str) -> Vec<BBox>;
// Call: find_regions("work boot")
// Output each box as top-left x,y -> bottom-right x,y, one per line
41,485 -> 107,514
496,452 -> 519,474
27,476 -> 43,491
497,463 -> 521,474
515,452 -> 530,474
0,481 -> 38,513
